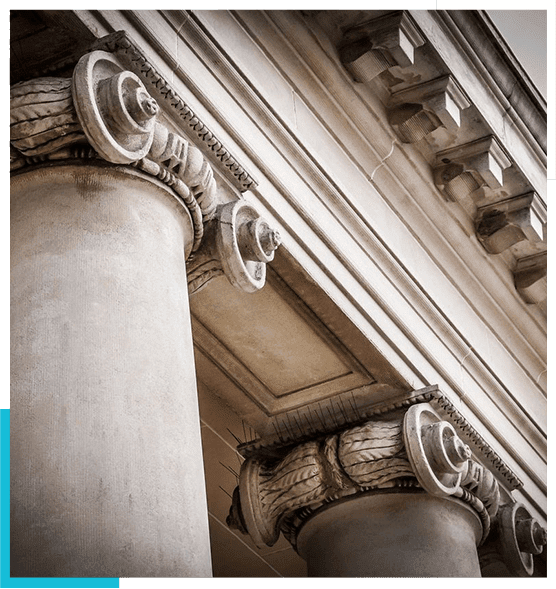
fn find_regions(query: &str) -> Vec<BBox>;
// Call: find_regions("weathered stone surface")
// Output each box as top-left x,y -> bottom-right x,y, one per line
475,192 -> 546,254
11,164 -> 213,577
388,75 -> 470,142
434,136 -> 512,201
297,493 -> 483,577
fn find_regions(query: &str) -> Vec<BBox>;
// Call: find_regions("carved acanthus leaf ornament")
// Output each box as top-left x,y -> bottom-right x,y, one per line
227,411 -> 415,548
10,50 -> 281,289
227,401 -> 544,566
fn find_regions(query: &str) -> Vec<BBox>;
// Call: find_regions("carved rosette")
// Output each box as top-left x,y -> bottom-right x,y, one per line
10,49 -> 281,288
227,401 -> 545,573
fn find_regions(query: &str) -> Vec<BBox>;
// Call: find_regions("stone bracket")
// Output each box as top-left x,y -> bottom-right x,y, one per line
388,75 -> 470,142
322,10 -> 546,314
433,136 -> 512,201
339,11 -> 425,83
514,251 -> 547,304
475,192 -> 546,254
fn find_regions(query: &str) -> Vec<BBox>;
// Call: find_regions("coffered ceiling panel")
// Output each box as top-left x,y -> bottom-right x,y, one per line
190,267 -> 374,416
190,246 -> 410,438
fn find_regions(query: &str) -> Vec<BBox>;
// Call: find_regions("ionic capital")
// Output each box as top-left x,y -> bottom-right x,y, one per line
227,401 -> 503,551
11,46 -> 281,293
479,502 -> 547,577
10,50 -> 217,253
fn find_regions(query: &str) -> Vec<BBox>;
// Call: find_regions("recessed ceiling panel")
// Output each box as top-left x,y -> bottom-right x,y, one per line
190,274 -> 354,396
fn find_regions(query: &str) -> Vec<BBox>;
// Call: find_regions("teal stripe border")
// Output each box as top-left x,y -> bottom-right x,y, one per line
0,409 -> 119,588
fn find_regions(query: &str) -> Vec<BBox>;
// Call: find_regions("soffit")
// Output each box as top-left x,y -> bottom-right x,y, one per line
190,245 -> 409,439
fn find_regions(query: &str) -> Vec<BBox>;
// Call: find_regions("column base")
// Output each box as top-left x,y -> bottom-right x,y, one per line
297,490 -> 483,577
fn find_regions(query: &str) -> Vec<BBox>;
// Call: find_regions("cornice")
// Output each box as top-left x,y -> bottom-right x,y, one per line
58,10 -> 544,516
442,10 -> 546,154
324,9 -> 546,303
60,10 -> 546,513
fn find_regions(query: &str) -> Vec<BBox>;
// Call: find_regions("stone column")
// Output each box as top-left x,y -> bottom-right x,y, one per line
11,163 -> 211,577
227,398 -> 545,577
297,492 -> 482,577
10,50 -> 279,577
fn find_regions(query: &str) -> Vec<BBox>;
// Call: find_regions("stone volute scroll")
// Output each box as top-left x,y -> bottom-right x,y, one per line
10,49 -> 281,291
187,199 -> 281,295
10,50 -> 218,255
72,51 -> 159,164
226,396 -> 545,575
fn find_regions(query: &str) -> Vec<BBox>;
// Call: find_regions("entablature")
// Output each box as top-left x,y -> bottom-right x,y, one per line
312,9 -> 547,306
